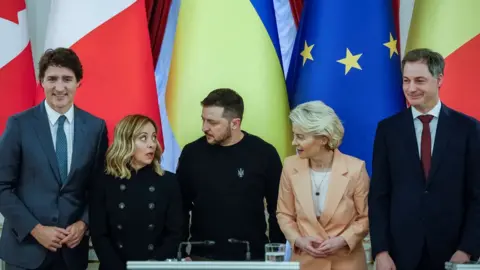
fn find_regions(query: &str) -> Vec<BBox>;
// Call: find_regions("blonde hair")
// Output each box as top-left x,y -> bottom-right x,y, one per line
289,100 -> 344,150
105,114 -> 164,179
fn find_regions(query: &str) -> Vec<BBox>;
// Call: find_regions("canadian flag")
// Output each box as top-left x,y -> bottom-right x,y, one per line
0,0 -> 36,135
39,0 -> 163,145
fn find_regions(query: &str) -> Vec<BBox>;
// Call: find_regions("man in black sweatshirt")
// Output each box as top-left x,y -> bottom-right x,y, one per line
176,88 -> 285,261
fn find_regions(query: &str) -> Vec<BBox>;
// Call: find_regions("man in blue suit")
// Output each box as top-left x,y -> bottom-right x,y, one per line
0,48 -> 108,270
369,48 -> 480,270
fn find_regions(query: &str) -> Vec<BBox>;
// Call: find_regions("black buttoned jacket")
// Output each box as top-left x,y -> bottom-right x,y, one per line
89,165 -> 183,270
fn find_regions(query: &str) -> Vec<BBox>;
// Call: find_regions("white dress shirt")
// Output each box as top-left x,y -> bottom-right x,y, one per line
310,169 -> 331,217
44,101 -> 74,174
411,100 -> 441,156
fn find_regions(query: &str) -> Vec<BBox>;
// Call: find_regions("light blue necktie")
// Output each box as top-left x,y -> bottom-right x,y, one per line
56,115 -> 68,183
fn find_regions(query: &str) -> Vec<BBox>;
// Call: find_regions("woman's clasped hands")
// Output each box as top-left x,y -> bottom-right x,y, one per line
294,235 -> 347,258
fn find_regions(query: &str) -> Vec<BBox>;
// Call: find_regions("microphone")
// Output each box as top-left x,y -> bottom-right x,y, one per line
228,238 -> 250,261
177,240 -> 215,260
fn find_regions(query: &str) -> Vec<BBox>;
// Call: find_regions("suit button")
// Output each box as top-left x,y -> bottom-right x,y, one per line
117,224 -> 122,230
148,244 -> 154,251
120,184 -> 126,191
52,217 -> 58,223
148,224 -> 155,230
118,243 -> 123,249
424,190 -> 429,194
148,203 -> 155,210
119,202 -> 125,209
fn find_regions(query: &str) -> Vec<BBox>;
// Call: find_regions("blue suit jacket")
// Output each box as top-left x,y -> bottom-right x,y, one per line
0,102 -> 108,269
369,104 -> 480,270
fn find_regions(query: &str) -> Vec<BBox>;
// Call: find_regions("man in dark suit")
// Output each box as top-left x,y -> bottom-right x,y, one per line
0,48 -> 108,270
369,48 -> 480,270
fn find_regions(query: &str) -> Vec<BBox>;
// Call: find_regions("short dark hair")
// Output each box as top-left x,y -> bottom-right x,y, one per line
201,88 -> 244,120
38,48 -> 83,82
401,48 -> 444,78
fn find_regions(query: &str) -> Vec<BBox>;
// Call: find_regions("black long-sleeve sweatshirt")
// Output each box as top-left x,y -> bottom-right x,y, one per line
176,131 -> 285,261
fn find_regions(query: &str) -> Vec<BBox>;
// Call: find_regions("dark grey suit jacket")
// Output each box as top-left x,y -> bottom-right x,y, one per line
0,102 -> 108,269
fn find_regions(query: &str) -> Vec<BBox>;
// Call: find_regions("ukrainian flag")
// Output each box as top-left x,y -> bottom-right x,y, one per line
165,0 -> 292,160
287,0 -> 406,174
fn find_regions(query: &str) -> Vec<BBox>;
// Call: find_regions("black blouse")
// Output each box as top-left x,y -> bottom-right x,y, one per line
89,165 -> 183,270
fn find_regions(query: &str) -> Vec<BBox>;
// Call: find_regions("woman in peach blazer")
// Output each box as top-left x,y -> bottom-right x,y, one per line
277,101 -> 370,270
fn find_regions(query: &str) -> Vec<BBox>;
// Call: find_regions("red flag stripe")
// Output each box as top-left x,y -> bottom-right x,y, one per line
440,34 -> 480,120
0,0 -> 36,135
37,0 -> 163,146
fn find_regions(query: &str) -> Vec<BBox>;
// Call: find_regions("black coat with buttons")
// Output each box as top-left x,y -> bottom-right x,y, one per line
89,165 -> 183,270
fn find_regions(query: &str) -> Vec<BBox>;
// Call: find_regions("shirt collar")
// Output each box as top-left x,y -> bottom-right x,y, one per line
411,100 -> 442,119
44,100 -> 74,126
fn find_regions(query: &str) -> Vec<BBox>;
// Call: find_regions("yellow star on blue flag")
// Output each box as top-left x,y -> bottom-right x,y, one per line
300,41 -> 314,66
337,48 -> 362,74
383,32 -> 399,58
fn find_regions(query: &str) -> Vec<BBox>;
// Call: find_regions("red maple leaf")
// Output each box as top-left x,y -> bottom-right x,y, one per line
0,0 -> 26,24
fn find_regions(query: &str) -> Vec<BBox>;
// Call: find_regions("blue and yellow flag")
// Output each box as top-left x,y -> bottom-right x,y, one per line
286,0 -> 406,174
165,0 -> 293,161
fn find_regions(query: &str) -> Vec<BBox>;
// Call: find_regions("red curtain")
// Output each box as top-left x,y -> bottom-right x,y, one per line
288,0 -> 303,27
391,0 -> 401,55
145,0 -> 172,65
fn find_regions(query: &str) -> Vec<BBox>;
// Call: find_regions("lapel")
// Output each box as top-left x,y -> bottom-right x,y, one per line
427,104 -> 452,184
401,108 -> 424,175
318,150 -> 349,226
63,106 -> 87,187
33,102 -> 62,185
290,156 -> 329,239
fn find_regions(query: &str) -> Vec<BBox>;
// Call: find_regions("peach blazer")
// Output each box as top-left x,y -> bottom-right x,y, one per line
277,149 -> 370,270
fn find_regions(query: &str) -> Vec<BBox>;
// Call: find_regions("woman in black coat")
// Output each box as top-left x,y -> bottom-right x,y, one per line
89,114 -> 183,270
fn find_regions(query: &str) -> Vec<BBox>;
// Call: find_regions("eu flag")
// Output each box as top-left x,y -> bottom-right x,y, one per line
286,0 -> 406,174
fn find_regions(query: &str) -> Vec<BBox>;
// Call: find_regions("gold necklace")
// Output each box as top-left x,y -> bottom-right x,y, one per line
310,153 -> 333,195
311,169 -> 329,196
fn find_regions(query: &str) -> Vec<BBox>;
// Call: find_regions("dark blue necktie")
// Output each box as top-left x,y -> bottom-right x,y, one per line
56,115 -> 68,183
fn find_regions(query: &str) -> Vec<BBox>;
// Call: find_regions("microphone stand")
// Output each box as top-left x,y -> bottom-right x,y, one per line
176,240 -> 215,260
177,242 -> 186,261
228,238 -> 251,261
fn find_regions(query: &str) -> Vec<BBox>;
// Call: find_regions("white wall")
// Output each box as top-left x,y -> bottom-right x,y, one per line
26,0 -> 51,74
399,0 -> 415,55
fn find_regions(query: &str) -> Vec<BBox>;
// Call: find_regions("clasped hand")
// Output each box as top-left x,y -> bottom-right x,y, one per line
295,235 -> 347,258
31,221 -> 87,252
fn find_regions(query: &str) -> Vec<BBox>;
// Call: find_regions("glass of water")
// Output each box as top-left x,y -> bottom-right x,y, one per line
265,243 -> 286,262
